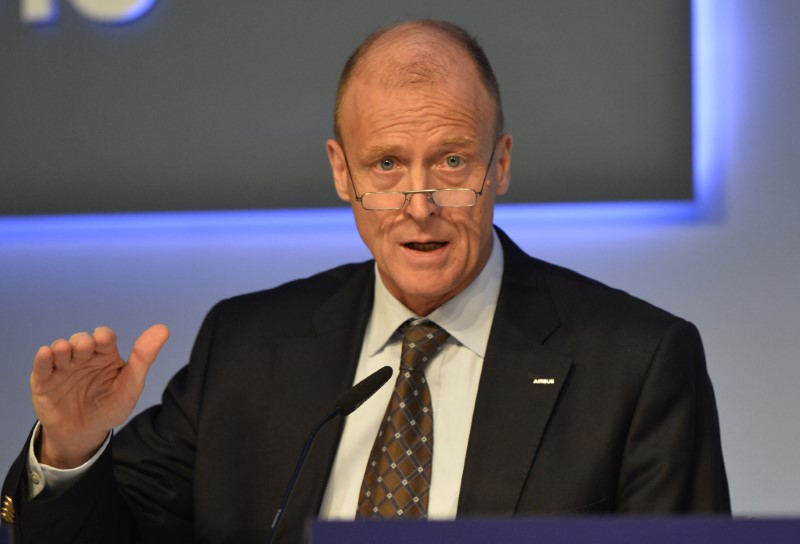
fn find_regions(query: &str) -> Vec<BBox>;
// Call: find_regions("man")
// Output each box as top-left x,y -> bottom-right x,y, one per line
2,19 -> 730,543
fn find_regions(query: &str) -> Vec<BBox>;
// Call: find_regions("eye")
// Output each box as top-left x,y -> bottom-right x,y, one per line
445,155 -> 464,168
378,158 -> 395,171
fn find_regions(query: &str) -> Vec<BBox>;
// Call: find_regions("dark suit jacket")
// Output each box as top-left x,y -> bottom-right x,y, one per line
2,228 -> 730,543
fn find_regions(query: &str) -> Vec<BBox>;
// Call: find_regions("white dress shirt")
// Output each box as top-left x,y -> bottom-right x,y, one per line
26,422 -> 110,499
319,230 -> 503,520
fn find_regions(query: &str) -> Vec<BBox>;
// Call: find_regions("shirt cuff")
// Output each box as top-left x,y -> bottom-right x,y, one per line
26,421 -> 112,500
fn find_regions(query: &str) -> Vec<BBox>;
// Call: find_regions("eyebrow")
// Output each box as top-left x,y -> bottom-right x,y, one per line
440,136 -> 478,148
361,145 -> 402,163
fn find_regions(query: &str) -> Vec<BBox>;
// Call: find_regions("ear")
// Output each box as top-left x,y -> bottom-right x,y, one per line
492,133 -> 513,197
327,139 -> 352,203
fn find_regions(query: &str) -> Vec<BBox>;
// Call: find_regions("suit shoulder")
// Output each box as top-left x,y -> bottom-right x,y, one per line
535,257 -> 685,330
497,227 -> 683,330
218,260 -> 371,309
511,253 -> 704,379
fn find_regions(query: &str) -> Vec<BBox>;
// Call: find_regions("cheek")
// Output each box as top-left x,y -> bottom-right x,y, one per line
453,207 -> 494,260
473,198 -> 496,232
452,207 -> 490,239
353,210 -> 396,252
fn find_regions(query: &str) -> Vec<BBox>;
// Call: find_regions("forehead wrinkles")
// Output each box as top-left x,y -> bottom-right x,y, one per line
359,98 -> 482,141
348,62 -> 490,143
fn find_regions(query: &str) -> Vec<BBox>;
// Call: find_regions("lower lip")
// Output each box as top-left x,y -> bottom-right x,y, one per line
400,243 -> 449,260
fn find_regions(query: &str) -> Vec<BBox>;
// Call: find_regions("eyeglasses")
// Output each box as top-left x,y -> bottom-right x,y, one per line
344,142 -> 498,211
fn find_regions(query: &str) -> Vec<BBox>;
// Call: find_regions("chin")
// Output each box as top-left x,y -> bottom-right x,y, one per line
400,278 -> 459,303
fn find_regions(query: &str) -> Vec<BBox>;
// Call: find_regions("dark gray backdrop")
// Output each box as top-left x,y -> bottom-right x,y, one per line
0,0 -> 691,215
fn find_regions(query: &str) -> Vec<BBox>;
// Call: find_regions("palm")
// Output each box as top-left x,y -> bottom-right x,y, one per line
31,324 -> 170,467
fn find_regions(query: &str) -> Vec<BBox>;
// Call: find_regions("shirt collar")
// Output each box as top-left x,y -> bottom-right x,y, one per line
365,229 -> 504,358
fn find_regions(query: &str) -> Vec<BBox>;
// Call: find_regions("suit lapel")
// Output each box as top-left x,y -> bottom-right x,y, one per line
458,230 -> 572,515
271,231 -> 572,526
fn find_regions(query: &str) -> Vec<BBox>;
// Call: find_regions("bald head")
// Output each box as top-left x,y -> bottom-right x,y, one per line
333,20 -> 504,142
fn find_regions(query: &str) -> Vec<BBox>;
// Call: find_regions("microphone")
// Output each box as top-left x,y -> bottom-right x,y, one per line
334,365 -> 393,415
268,365 -> 393,543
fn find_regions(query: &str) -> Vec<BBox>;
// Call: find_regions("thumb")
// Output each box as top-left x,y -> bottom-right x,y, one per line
126,324 -> 171,385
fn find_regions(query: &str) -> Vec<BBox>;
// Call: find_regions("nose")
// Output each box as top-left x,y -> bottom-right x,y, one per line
399,164 -> 437,218
403,190 -> 438,220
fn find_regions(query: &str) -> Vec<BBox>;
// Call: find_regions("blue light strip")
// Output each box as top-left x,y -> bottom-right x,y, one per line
0,0 -> 720,238
691,0 -> 726,220
0,209 -> 359,245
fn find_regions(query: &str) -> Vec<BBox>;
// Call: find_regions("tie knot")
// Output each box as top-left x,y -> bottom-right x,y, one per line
399,320 -> 450,371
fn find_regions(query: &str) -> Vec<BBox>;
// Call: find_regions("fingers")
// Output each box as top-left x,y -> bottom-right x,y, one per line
31,345 -> 56,382
70,332 -> 96,362
46,330 -> 106,370
35,327 -> 118,378
93,326 -> 118,356
50,337 -> 74,369
32,324 -> 168,387
126,324 -> 171,385
31,331 -> 96,386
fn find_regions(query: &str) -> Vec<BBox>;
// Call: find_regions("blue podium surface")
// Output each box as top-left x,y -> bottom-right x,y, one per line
311,518 -> 800,543
3,517 -> 799,542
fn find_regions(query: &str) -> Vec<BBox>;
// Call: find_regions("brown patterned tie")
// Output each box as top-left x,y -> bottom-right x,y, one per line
357,319 -> 450,519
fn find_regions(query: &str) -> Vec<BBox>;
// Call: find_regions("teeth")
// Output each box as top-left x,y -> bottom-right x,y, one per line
405,242 -> 444,252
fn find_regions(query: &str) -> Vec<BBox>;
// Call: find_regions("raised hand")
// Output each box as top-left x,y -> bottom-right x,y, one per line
30,324 -> 170,468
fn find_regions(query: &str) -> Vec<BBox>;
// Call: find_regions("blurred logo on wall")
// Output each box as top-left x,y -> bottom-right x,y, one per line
21,0 -> 156,24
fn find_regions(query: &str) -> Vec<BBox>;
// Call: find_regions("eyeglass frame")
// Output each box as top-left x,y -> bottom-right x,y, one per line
342,139 -> 499,211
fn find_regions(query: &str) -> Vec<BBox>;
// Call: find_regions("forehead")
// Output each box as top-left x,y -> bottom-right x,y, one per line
339,32 -> 496,147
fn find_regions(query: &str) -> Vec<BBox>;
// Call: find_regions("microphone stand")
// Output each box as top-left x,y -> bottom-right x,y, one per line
267,407 -> 342,544
266,365 -> 392,543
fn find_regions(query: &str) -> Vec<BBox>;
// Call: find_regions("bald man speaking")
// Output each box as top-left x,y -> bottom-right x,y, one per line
2,20 -> 729,543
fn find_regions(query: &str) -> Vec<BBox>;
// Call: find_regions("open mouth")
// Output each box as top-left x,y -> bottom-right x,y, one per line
404,241 -> 447,252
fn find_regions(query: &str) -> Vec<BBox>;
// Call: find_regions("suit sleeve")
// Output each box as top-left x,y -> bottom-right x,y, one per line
616,320 -> 730,513
0,303 -> 223,543
2,428 -> 137,543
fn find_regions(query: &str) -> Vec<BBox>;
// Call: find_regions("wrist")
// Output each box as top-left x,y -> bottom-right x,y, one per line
38,426 -> 109,469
